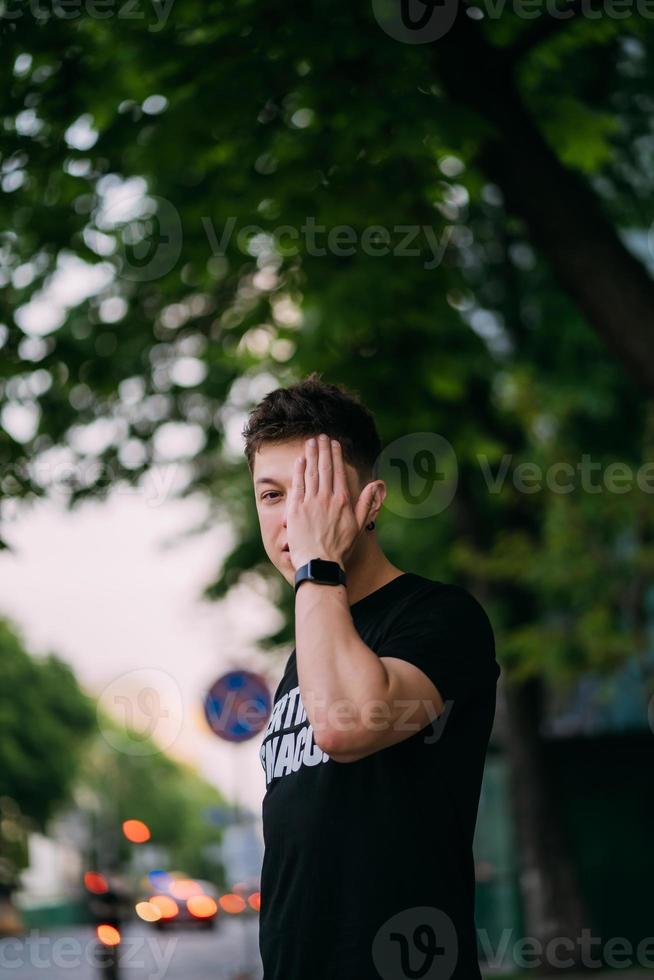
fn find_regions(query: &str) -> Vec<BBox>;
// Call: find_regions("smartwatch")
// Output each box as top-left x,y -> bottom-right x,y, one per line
294,558 -> 347,595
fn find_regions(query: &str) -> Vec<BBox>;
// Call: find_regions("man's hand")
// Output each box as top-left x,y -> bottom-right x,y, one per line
287,433 -> 382,570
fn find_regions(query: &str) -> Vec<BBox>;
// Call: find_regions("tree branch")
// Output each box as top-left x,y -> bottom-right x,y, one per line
433,12 -> 654,394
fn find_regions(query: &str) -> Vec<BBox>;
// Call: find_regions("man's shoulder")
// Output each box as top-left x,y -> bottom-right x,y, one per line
392,574 -> 495,638
399,573 -> 488,612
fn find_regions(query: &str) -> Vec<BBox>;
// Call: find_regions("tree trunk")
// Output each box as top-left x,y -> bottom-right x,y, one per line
496,674 -> 591,970
434,14 -> 654,395
454,474 -> 592,967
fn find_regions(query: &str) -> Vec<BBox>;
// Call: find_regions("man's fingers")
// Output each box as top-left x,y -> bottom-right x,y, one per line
317,433 -> 333,495
304,437 -> 319,497
331,439 -> 349,497
291,455 -> 306,500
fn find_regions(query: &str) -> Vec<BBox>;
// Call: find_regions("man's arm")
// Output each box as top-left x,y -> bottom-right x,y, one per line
295,581 -> 445,763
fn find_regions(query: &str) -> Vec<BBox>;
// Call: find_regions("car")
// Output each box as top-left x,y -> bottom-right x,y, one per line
228,879 -> 261,915
136,873 -> 221,931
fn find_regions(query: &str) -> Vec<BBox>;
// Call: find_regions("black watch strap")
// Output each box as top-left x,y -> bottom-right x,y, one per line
295,558 -> 347,594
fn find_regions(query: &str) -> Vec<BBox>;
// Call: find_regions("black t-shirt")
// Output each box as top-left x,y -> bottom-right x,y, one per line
258,571 -> 501,980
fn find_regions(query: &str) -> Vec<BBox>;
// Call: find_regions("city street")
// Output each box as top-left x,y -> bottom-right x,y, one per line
0,917 -> 263,980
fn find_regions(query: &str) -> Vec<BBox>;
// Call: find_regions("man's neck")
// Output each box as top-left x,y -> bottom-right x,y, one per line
343,542 -> 405,607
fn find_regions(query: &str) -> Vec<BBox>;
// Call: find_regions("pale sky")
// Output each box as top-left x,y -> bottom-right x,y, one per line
0,478 -> 290,818
2,239 -> 294,829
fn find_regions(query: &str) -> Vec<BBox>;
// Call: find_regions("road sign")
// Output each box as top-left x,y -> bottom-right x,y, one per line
203,670 -> 271,742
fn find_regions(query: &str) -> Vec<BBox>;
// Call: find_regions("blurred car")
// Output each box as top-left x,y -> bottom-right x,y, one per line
136,874 -> 221,931
229,879 -> 261,915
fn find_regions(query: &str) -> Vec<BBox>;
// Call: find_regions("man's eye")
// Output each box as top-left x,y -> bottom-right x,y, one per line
262,491 -> 281,501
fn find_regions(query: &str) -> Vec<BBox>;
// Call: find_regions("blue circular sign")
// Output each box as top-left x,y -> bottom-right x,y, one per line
203,670 -> 271,743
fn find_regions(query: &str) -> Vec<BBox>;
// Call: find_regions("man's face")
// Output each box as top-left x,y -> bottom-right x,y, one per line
252,438 -> 364,584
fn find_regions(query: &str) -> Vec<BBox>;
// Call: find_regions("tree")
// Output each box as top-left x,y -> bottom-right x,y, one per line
0,618 -> 95,888
77,712 -> 231,885
1,3 -> 653,962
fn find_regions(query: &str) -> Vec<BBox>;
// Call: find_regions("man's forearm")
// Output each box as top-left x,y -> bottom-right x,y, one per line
294,581 -> 390,753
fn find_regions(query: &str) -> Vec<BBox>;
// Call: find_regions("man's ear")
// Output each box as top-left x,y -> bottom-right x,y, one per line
369,481 -> 386,522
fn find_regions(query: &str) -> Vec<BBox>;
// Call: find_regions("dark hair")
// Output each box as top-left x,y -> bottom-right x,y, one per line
242,371 -> 382,485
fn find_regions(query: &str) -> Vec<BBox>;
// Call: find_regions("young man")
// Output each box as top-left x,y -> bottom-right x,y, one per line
243,372 -> 501,980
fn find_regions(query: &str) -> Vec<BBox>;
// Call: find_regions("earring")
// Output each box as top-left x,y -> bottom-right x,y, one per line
366,521 -> 375,531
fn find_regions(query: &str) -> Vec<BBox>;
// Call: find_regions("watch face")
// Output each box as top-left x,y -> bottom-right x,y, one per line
308,558 -> 341,583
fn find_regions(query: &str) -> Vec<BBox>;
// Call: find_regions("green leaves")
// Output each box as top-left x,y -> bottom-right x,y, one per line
0,618 -> 95,873
1,2 -> 653,697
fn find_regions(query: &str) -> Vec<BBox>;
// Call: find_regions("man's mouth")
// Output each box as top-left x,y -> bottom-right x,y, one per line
282,544 -> 289,552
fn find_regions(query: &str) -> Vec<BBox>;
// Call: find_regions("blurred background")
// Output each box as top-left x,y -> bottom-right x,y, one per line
1,2 -> 654,978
